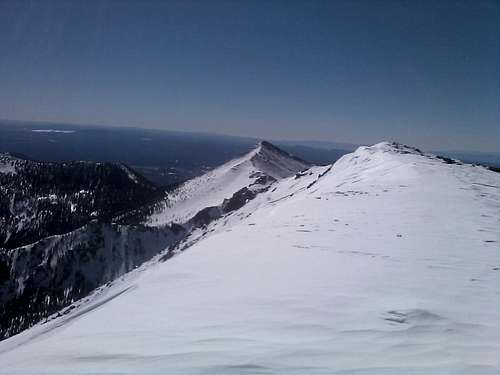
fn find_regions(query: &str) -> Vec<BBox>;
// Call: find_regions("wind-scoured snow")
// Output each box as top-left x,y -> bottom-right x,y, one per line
1,142 -> 500,375
146,141 -> 310,226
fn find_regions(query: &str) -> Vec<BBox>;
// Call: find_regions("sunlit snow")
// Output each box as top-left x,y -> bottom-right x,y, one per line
1,142 -> 499,375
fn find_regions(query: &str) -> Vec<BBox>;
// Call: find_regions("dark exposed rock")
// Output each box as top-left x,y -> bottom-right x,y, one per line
189,207 -> 222,227
0,257 -> 10,284
250,174 -> 276,186
389,142 -> 424,155
436,155 -> 459,165
306,165 -> 333,189
222,187 -> 258,213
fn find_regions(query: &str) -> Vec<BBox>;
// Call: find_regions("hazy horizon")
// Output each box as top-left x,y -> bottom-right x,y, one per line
0,0 -> 498,153
3,118 -> 500,156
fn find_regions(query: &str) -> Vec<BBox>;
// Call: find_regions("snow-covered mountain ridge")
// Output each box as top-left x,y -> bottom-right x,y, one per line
146,140 -> 310,226
1,141 -> 499,374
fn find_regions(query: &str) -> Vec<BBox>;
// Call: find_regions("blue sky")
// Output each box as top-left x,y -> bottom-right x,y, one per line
0,0 -> 498,152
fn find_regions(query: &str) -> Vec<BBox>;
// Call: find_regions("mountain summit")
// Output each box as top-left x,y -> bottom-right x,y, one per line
250,140 -> 311,179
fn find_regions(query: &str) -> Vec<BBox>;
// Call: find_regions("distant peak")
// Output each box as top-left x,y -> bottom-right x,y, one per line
256,141 -> 310,163
355,142 -> 426,157
344,141 -> 464,168
247,141 -> 311,179
258,140 -> 278,150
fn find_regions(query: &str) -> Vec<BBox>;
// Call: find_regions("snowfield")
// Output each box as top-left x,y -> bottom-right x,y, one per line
1,142 -> 499,375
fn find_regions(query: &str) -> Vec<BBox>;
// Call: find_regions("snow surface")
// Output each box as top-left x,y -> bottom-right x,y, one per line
1,142 -> 500,375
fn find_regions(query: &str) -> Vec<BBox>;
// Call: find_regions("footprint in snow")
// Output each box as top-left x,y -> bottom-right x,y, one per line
293,245 -> 310,249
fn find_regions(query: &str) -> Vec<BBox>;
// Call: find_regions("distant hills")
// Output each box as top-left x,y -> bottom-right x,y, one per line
1,120 -> 498,188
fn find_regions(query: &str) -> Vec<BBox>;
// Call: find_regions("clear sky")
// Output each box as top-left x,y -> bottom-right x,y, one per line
0,0 -> 498,152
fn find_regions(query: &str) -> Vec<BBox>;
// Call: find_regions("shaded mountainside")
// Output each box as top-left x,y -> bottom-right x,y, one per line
0,153 -> 163,249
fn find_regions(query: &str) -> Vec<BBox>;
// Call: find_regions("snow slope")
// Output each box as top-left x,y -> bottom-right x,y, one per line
1,142 -> 499,375
146,141 -> 310,226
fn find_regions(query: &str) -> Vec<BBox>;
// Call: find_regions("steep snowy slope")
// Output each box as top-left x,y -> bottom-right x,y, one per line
1,142 -> 499,375
146,141 -> 310,226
